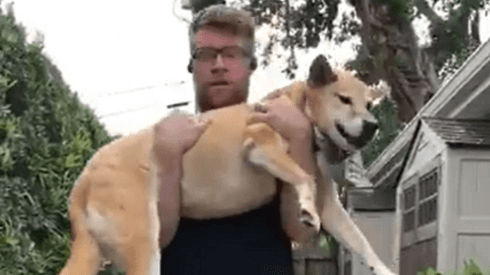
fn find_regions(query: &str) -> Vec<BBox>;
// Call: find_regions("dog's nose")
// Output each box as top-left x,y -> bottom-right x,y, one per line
363,120 -> 378,136
353,120 -> 379,148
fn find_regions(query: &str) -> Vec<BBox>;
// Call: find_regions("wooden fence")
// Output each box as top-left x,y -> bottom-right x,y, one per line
292,247 -> 338,275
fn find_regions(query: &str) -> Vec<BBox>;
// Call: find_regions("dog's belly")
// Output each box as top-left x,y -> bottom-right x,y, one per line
180,104 -> 278,219
181,164 -> 277,219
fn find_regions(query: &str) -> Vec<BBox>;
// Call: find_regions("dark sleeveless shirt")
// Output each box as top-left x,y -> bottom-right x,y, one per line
160,189 -> 293,275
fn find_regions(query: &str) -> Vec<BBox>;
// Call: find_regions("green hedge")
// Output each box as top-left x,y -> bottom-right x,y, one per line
0,7 -> 115,275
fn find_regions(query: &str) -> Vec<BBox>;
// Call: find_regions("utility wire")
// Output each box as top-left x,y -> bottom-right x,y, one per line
98,100 -> 192,119
96,80 -> 187,98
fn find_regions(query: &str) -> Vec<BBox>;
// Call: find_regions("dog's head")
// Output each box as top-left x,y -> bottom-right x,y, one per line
304,55 -> 385,156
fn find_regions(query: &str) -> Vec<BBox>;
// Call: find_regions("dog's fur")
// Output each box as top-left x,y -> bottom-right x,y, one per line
58,55 -> 395,275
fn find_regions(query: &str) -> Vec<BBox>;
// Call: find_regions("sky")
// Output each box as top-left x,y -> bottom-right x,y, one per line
2,0 -> 489,136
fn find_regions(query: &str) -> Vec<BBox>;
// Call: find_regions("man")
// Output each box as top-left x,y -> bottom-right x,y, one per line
155,5 -> 316,274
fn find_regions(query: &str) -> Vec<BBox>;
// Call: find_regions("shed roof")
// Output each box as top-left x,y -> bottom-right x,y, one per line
423,117 -> 490,147
367,39 -> 490,188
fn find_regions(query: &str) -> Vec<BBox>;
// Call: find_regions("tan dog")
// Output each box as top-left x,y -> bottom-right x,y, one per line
59,55 -> 395,275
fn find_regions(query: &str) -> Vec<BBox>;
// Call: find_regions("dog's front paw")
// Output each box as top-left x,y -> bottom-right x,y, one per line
297,198 -> 321,232
360,254 -> 396,275
371,264 -> 396,275
298,209 -> 321,232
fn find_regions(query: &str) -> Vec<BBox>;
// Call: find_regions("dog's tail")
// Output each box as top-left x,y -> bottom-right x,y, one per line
59,167 -> 101,275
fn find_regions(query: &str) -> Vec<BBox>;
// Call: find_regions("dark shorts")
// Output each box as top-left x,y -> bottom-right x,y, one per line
160,195 -> 293,275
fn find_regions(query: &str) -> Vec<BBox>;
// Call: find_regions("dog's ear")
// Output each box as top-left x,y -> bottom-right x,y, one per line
307,55 -> 338,88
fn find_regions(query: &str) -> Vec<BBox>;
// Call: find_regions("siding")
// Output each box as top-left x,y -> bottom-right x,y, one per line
400,238 -> 437,275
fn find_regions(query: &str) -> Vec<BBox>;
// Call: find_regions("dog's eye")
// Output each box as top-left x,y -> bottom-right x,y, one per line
338,94 -> 352,105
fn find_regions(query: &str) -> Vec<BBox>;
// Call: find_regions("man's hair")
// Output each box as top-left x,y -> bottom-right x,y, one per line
189,5 -> 255,58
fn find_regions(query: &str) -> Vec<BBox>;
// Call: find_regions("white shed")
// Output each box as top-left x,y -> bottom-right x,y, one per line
398,117 -> 490,275
337,38 -> 490,275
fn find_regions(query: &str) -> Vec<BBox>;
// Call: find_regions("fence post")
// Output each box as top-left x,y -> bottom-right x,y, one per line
292,246 -> 338,275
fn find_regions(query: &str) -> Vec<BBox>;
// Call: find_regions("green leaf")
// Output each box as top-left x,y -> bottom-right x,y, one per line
463,259 -> 483,275
0,235 -> 19,246
64,153 -> 82,169
1,27 -> 19,44
417,267 -> 441,275
0,74 -> 9,87
318,234 -> 328,247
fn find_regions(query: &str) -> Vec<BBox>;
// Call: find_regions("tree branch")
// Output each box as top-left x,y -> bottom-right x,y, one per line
471,10 -> 480,44
350,0 -> 384,29
412,0 -> 444,27
283,0 -> 297,79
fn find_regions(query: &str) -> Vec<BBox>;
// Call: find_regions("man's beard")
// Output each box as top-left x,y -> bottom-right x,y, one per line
194,80 -> 249,113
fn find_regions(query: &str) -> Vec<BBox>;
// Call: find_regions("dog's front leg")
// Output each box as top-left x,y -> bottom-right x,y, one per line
319,177 -> 396,275
243,123 -> 321,231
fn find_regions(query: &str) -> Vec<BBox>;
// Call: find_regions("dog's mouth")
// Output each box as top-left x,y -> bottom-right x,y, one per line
315,127 -> 328,142
335,122 -> 366,149
313,126 -> 350,164
336,123 -> 356,144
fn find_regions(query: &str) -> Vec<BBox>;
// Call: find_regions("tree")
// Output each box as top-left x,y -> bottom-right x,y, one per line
185,0 -> 488,123
345,0 -> 485,123
182,0 -> 226,12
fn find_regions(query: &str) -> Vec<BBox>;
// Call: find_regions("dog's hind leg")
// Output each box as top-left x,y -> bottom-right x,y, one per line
58,177 -> 101,275
120,199 -> 161,275
120,238 -> 160,275
95,171 -> 161,275
243,123 -> 321,231
58,230 -> 101,275
318,177 -> 395,275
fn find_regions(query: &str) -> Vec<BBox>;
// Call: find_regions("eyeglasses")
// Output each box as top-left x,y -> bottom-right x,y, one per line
193,46 -> 248,63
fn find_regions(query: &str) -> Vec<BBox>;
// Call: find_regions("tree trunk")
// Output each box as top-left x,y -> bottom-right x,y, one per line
348,0 -> 440,123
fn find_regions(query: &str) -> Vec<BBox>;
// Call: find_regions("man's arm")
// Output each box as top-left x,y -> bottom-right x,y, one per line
287,134 -> 315,175
248,96 -> 318,242
156,161 -> 182,247
153,115 -> 212,247
248,95 -> 315,174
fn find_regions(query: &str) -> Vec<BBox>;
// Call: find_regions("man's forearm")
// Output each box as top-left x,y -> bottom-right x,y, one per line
157,161 -> 182,247
288,135 -> 316,175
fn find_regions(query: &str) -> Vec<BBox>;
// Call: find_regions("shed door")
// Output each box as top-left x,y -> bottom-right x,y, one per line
456,159 -> 490,271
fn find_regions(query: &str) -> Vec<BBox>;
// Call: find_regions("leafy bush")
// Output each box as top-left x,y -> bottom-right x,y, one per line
418,260 -> 490,275
0,6 -> 115,274
362,98 -> 401,166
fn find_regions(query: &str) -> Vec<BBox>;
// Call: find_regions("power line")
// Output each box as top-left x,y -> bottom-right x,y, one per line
96,80 -> 187,98
97,85 -> 158,98
98,100 -> 193,119
97,104 -> 169,119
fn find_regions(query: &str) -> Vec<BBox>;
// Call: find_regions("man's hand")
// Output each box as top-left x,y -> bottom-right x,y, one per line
153,114 -> 212,170
248,95 -> 315,174
248,95 -> 312,142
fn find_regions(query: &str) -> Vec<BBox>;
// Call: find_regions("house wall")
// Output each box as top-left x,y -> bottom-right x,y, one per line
438,148 -> 490,274
400,123 -> 447,181
348,211 -> 397,274
397,123 -> 447,274
400,237 -> 437,275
